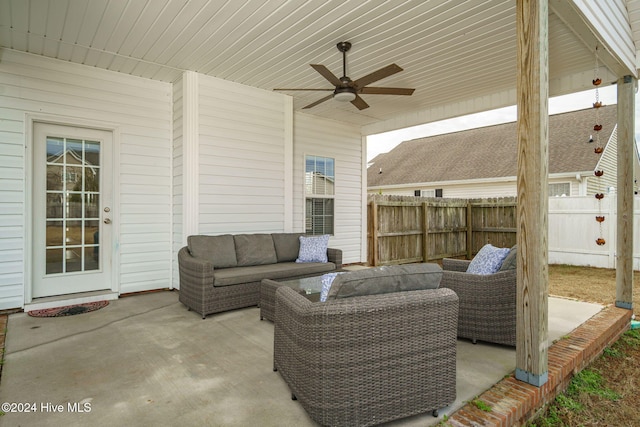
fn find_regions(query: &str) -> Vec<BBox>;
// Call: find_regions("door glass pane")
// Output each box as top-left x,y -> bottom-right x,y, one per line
67,139 -> 83,161
67,193 -> 83,218
66,247 -> 83,272
66,166 -> 82,191
47,165 -> 63,191
46,248 -> 63,274
85,194 -> 99,218
84,168 -> 99,192
46,220 -> 64,247
44,136 -> 101,275
46,137 -> 64,162
46,193 -> 63,218
85,140 -> 100,167
66,220 -> 82,245
84,247 -> 99,271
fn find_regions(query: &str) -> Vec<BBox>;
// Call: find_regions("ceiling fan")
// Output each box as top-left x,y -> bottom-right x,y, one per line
274,41 -> 415,110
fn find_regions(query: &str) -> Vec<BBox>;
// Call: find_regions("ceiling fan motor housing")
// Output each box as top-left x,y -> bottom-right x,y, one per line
337,41 -> 352,52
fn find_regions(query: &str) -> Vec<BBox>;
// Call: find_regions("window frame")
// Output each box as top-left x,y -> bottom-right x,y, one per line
304,155 -> 335,235
549,182 -> 571,197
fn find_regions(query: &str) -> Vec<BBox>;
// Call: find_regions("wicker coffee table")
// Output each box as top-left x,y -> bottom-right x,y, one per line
260,276 -> 325,321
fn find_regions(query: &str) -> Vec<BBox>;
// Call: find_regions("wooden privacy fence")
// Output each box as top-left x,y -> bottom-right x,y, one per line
367,195 -> 517,266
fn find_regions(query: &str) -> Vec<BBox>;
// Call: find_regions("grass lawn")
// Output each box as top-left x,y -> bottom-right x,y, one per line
529,265 -> 640,426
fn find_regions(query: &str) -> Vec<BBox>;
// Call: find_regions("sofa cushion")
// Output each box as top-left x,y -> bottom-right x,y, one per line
499,245 -> 517,271
271,233 -> 304,262
213,262 -> 336,287
326,263 -> 442,300
296,234 -> 329,263
466,244 -> 511,275
234,234 -> 278,267
187,234 -> 237,268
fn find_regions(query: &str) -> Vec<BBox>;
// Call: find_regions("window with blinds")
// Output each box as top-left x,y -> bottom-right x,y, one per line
305,155 -> 335,235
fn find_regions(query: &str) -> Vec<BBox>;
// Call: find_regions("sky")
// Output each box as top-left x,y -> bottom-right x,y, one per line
366,85 -> 626,162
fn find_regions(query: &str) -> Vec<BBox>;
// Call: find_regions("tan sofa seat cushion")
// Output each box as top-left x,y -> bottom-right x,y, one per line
213,262 -> 336,287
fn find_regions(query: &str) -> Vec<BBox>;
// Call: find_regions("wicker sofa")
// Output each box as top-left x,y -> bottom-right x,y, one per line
273,264 -> 458,426
440,246 -> 517,346
178,233 -> 342,318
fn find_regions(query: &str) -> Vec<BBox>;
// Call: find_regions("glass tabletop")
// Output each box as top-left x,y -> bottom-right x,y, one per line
280,275 -> 325,296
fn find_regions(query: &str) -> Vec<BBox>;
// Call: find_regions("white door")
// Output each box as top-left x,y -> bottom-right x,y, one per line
32,123 -> 113,298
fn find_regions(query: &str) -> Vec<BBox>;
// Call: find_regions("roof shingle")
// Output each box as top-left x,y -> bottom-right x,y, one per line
368,105 -> 617,186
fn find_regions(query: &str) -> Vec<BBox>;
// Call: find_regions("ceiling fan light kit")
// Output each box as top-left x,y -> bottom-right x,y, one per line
334,87 -> 356,102
274,41 -> 415,110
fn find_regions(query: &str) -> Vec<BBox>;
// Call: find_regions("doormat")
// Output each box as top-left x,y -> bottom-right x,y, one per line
28,300 -> 109,318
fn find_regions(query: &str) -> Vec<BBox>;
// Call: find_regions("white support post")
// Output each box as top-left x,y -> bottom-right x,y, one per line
182,71 -> 200,242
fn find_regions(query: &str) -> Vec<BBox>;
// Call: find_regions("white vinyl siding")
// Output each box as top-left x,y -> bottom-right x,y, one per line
571,1 -> 636,75
370,177 -> 584,199
197,75 -> 287,235
294,113 -> 363,264
0,48 -> 369,307
0,48 -> 172,306
589,127 -> 619,195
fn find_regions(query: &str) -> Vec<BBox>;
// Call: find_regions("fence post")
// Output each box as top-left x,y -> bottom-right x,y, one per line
466,201 -> 473,259
422,202 -> 429,262
609,194 -> 617,269
371,199 -> 378,266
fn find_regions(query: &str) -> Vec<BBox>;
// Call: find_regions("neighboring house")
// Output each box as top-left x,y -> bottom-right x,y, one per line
368,105 -> 640,198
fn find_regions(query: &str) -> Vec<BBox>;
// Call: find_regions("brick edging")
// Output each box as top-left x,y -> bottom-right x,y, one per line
447,306 -> 632,426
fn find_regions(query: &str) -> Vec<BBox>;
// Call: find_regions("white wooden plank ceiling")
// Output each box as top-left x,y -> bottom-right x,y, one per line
1,0 -> 639,128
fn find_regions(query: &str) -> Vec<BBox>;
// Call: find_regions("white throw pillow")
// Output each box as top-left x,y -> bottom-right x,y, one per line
466,244 -> 511,275
295,234 -> 330,263
319,272 -> 341,302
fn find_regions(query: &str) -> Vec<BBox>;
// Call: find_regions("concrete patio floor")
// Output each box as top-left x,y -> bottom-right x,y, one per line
0,291 -> 606,427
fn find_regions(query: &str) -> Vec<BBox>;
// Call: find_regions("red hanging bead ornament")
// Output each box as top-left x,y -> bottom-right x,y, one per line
592,46 -> 606,247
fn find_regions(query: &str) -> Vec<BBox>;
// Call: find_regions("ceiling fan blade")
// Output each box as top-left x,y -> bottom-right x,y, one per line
360,87 -> 415,95
310,64 -> 342,86
303,94 -> 334,109
353,64 -> 403,88
274,88 -> 334,91
351,95 -> 369,110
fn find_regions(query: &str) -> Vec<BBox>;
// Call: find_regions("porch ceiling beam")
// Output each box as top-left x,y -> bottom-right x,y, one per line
550,0 -> 637,78
515,0 -> 549,387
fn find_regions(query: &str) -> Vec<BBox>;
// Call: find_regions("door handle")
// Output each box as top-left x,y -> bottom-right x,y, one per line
104,218 -> 112,224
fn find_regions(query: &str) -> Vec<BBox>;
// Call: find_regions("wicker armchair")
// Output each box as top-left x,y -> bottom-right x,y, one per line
273,286 -> 458,427
440,257 -> 516,346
